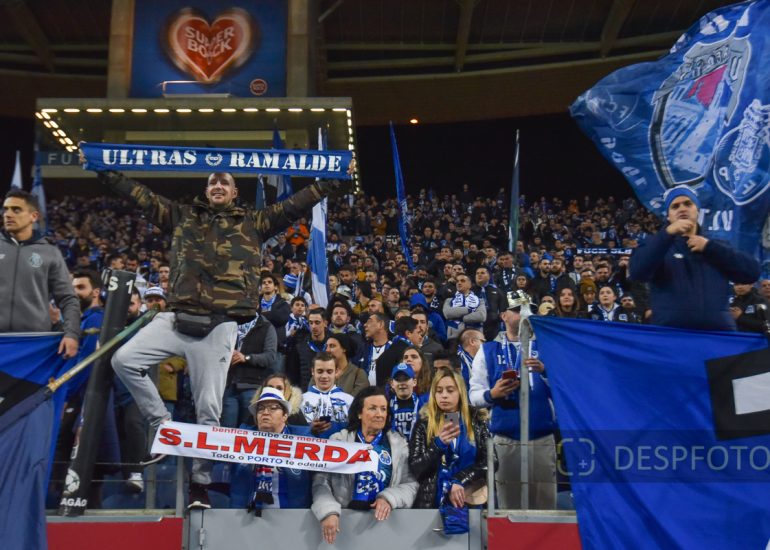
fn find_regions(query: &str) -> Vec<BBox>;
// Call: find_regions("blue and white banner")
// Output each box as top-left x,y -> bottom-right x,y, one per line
531,316 -> 770,550
80,142 -> 353,179
389,123 -> 416,270
571,1 -> 770,262
266,128 -> 294,202
309,127 -> 328,307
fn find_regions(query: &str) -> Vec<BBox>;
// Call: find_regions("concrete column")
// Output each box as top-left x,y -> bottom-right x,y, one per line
106,0 -> 135,98
286,0 -> 316,97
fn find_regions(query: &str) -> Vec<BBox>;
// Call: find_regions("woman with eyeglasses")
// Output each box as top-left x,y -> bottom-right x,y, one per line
255,373 -> 307,426
229,387 -> 313,514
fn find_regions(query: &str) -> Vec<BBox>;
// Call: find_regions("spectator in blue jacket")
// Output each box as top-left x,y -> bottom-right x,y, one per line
630,186 -> 761,331
230,388 -> 313,513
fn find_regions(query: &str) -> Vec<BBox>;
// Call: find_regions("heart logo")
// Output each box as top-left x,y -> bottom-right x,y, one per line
163,8 -> 258,84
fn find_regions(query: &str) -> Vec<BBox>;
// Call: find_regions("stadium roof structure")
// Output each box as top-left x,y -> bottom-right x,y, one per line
0,0 -> 738,124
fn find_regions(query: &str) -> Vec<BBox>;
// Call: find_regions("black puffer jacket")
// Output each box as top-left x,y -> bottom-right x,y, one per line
408,408 -> 496,509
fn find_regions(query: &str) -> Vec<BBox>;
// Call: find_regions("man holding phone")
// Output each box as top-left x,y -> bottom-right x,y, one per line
300,352 -> 353,438
469,299 -> 557,510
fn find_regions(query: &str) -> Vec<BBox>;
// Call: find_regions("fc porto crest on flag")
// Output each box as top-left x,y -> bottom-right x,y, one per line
650,35 -> 750,190
571,1 -> 770,263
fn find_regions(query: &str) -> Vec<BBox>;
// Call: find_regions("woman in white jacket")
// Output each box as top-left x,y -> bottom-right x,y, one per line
312,386 -> 418,544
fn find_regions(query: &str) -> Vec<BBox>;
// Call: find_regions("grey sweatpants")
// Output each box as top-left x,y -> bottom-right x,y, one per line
494,433 -> 557,510
111,312 -> 237,485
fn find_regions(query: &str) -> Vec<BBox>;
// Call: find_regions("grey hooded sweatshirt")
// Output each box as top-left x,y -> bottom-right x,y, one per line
0,230 -> 80,339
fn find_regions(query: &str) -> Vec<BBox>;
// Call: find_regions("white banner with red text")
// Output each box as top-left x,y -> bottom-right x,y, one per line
151,421 -> 377,474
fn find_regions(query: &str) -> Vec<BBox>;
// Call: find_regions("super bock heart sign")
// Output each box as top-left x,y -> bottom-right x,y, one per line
130,1 -> 287,97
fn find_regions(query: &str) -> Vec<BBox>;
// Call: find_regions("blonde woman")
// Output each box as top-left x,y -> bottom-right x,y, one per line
408,368 -> 494,509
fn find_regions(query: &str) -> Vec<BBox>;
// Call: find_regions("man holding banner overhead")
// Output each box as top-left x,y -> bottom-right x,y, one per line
80,142 -> 354,510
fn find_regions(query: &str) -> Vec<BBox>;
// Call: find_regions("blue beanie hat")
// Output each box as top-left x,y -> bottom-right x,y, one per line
663,185 -> 700,213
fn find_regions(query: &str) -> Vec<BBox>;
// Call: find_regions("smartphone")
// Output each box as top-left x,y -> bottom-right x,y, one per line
318,415 -> 332,423
444,411 -> 460,425
502,369 -> 520,381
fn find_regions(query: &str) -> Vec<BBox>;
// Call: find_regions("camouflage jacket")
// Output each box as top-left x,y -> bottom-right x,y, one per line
99,171 -> 335,320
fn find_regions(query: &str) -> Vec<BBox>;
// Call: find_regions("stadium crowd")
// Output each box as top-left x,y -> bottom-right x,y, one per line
5,182 -> 770,519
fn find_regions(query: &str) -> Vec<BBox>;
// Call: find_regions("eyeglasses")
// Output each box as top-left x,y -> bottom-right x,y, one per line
256,403 -> 284,413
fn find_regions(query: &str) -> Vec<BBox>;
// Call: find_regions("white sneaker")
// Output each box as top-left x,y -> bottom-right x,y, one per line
126,472 -> 144,493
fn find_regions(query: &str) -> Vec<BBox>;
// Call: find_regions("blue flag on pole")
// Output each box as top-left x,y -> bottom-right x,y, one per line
530,316 -> 770,550
570,1 -> 770,267
267,128 -> 294,202
0,334 -> 72,550
31,145 -> 47,232
389,123 -> 415,270
309,127 -> 329,307
10,150 -> 22,189
508,130 -> 520,253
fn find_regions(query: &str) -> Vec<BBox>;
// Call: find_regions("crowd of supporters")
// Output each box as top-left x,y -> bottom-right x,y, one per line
25,185 -> 770,511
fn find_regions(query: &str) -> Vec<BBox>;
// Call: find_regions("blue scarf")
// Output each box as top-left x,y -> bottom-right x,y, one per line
447,291 -> 481,330
434,416 -> 477,507
236,316 -> 259,348
392,335 -> 411,347
248,465 -> 274,516
350,430 -> 392,510
260,295 -> 277,311
80,142 -> 353,179
390,394 -> 420,440
308,339 -> 326,353
456,346 -> 473,388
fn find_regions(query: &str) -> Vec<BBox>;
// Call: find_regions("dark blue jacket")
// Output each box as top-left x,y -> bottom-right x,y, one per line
630,231 -> 760,331
230,424 -> 313,509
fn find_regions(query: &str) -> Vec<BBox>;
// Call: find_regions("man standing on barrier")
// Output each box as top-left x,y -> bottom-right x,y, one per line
630,185 -> 761,331
1,189 -> 80,357
89,163 -> 354,510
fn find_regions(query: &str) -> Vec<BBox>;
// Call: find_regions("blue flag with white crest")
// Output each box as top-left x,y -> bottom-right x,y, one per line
571,0 -> 770,269
389,123 -> 415,270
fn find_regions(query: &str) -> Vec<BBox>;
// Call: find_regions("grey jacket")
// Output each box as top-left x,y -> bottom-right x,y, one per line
0,231 -> 80,339
311,429 -> 418,521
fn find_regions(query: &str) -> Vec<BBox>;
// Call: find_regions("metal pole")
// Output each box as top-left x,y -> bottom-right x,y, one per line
518,316 -> 533,511
486,435 -> 495,516
175,456 -> 185,517
58,269 -> 136,516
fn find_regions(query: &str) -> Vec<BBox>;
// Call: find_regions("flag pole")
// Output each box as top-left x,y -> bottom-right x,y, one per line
508,130 -> 520,253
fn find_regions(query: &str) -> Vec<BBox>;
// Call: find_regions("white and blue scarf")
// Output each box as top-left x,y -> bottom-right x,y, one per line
349,430 -> 392,510
447,291 -> 480,330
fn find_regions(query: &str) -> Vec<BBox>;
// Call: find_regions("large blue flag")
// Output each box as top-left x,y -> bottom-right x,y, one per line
571,1 -> 770,266
0,334 -> 72,550
389,123 -> 415,270
530,316 -> 770,549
